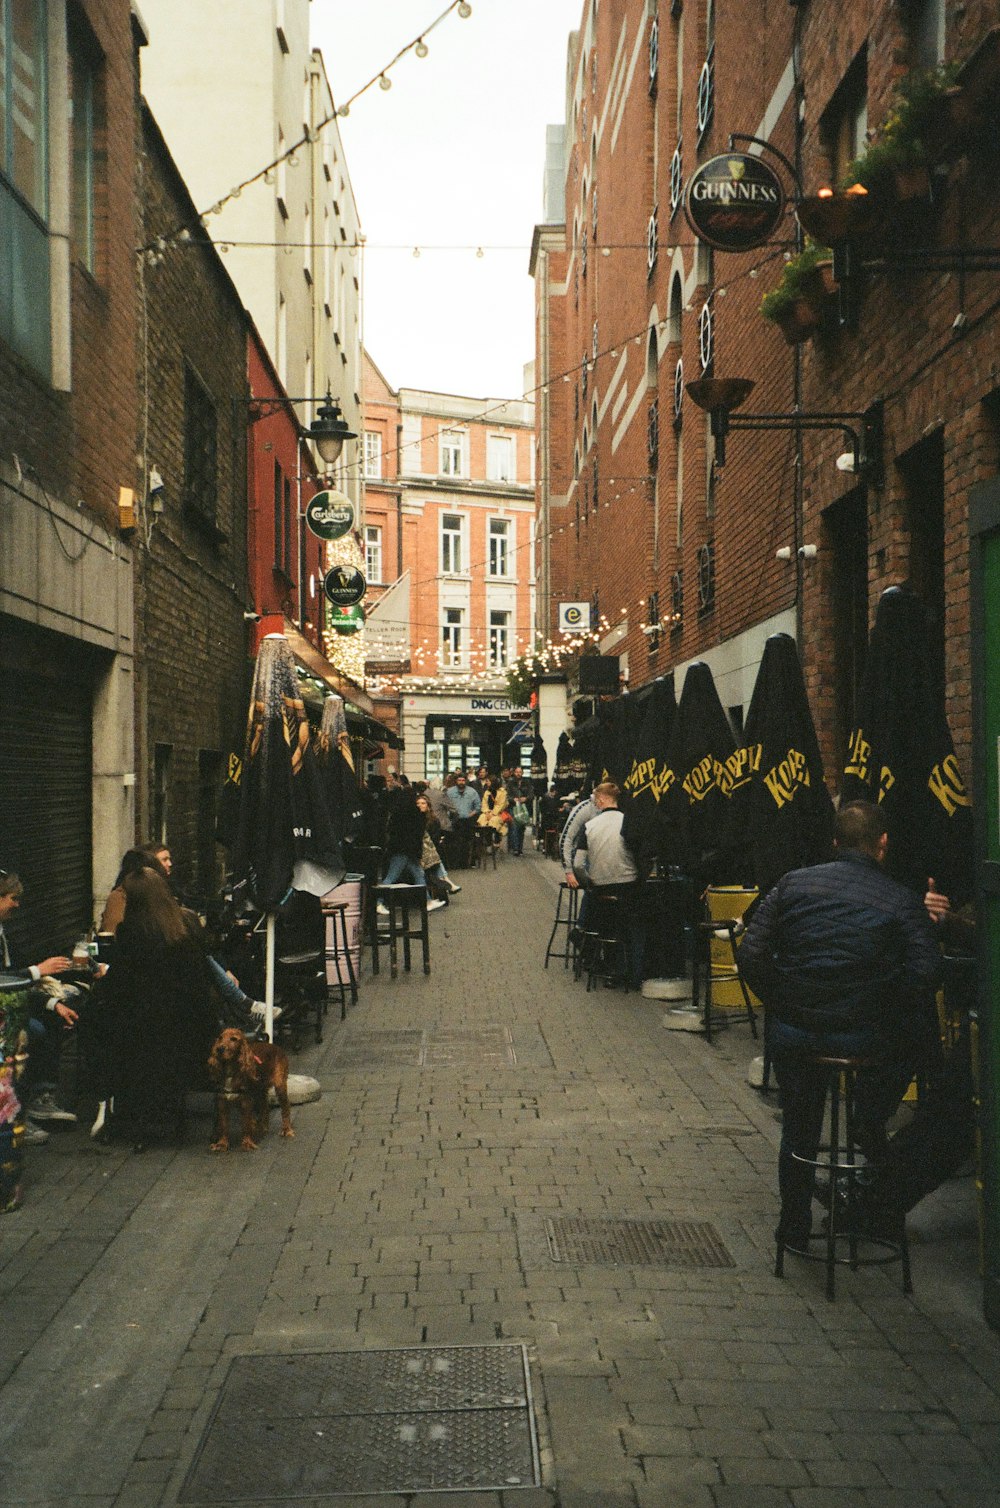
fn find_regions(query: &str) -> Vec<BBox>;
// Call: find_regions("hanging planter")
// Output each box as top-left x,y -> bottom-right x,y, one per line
760,242 -> 836,344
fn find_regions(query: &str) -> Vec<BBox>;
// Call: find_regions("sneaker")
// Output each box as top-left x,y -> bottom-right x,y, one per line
27,1092 -> 77,1124
21,1122 -> 50,1146
426,898 -> 447,913
445,880 -> 462,894
376,902 -> 390,918
250,1001 -> 283,1021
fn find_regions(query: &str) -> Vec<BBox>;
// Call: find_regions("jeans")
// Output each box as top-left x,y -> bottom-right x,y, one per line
382,855 -> 427,888
508,821 -> 526,856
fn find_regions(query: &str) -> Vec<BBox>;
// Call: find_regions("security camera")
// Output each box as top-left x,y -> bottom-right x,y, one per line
243,611 -> 261,622
148,465 -> 165,514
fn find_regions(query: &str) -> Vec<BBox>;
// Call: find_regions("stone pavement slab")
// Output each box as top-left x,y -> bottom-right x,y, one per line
0,849 -> 997,1507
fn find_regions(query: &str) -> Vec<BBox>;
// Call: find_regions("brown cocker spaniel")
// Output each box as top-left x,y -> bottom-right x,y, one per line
207,1028 -> 294,1152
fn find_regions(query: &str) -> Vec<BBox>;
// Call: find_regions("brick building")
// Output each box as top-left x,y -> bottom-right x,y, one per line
0,0 -> 142,959
532,0 -> 1000,788
362,353 -> 536,779
137,103 -> 251,904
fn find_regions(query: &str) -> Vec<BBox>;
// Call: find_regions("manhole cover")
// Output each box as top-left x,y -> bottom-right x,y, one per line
179,1346 -> 540,1501
544,1216 -> 735,1269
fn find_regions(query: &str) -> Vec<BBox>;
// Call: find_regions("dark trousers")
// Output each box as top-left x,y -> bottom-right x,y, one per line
589,883 -> 646,989
450,817 -> 476,868
769,1018 -> 915,1239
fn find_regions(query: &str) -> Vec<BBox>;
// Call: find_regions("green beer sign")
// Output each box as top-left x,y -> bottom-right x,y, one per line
305,489 -> 355,541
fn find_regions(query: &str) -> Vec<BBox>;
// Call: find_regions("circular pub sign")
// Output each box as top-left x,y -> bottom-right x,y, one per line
305,489 -> 355,541
684,153 -> 785,253
323,564 -> 367,607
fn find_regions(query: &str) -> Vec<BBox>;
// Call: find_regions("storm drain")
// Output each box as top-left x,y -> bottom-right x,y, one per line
332,1025 -> 553,1071
544,1216 -> 735,1269
179,1345 -> 541,1501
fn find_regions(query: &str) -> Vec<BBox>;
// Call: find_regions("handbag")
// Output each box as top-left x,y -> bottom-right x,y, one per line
421,832 -> 440,869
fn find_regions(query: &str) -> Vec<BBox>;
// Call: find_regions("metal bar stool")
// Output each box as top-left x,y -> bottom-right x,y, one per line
544,882 -> 580,969
775,1052 -> 912,1301
584,893 -> 629,992
372,884 -> 430,979
323,901 -> 358,1019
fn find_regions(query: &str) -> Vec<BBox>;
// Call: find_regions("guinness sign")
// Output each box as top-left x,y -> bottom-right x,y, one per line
305,489 -> 355,541
323,565 -> 367,607
684,153 -> 785,253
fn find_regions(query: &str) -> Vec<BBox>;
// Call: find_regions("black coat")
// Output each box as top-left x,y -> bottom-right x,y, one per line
385,798 -> 426,864
740,850 -> 942,1035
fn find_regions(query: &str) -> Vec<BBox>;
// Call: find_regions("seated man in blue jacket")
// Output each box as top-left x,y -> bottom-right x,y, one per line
739,801 -> 942,1250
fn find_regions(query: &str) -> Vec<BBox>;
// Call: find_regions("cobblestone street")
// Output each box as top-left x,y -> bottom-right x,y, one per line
2,851 -> 998,1508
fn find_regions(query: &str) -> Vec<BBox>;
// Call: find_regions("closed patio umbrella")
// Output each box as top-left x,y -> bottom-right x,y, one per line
233,635 -> 345,1037
741,633 -> 834,895
530,736 -> 549,788
840,586 -> 972,900
621,674 -> 677,863
314,694 -> 365,848
659,661 -> 746,885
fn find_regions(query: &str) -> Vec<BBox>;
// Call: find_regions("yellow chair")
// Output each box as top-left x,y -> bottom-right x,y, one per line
695,885 -> 761,1042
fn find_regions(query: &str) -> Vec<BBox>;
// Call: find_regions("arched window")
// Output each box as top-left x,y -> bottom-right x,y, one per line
646,325 -> 659,388
667,273 -> 683,345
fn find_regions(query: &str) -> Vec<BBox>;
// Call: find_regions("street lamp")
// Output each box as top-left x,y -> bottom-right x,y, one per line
308,389 -> 357,466
245,387 -> 357,466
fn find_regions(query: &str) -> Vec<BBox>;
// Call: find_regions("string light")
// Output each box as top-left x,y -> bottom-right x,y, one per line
415,37 -> 429,57
137,1 -> 476,255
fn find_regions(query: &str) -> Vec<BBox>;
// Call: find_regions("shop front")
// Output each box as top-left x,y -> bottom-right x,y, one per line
398,688 -> 531,781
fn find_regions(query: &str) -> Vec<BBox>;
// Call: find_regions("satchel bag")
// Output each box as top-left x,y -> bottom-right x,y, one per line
421,832 -> 441,869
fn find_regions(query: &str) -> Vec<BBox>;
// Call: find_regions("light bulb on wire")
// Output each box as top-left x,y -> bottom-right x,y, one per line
458,1 -> 472,15
415,37 -> 429,57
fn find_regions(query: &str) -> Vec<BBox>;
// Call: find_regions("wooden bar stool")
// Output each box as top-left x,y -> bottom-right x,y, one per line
544,882 -> 580,969
775,1051 -> 912,1301
372,884 -> 431,979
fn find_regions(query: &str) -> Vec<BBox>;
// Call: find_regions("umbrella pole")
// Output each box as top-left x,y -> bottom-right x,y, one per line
265,911 -> 276,1042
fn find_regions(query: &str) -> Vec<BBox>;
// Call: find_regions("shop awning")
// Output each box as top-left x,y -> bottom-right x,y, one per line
283,620 -> 375,715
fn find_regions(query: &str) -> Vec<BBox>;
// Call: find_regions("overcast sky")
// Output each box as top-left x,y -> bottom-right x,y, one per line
311,0 -> 582,400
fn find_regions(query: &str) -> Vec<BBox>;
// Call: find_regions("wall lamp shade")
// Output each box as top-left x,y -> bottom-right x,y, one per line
309,389 -> 357,465
795,188 -> 875,244
685,378 -> 755,467
685,377 -> 756,416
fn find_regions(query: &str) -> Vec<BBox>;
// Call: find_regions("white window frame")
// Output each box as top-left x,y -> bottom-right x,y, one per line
364,524 -> 383,583
488,516 -> 511,578
442,606 -> 465,667
441,512 -> 465,575
488,609 -> 511,669
439,428 -> 466,478
487,433 -> 514,483
363,430 -> 382,479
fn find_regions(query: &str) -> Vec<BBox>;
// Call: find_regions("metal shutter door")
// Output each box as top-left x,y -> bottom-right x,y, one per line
0,666 -> 93,962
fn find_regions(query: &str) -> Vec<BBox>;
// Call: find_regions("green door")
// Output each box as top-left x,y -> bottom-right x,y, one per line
970,479 -> 1000,1329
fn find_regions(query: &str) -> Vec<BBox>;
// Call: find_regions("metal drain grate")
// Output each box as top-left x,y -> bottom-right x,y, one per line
179,1345 -> 540,1502
544,1216 -> 735,1269
331,1026 -> 553,1071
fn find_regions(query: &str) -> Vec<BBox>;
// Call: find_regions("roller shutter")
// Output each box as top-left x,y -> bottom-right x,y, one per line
0,664 -> 93,963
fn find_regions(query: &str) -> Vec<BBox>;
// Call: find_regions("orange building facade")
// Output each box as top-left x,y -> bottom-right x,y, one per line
361,354 -> 536,779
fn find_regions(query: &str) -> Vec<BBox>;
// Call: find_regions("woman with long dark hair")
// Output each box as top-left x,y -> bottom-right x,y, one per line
89,869 -> 218,1147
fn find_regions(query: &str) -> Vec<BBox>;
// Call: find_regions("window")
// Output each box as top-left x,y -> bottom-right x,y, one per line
273,462 -> 293,577
363,430 -> 382,478
911,0 -> 946,69
489,609 -> 511,668
440,429 -> 465,477
487,434 -> 514,482
196,750 -> 222,904
822,50 -> 868,186
68,8 -> 105,277
365,524 -> 383,583
0,0 -> 50,374
183,363 -> 218,532
442,607 -> 465,667
441,513 -> 464,574
153,744 -> 172,846
488,517 -> 510,577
